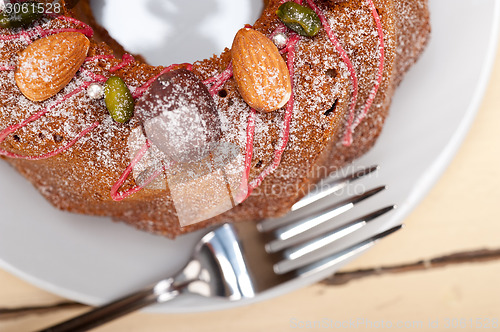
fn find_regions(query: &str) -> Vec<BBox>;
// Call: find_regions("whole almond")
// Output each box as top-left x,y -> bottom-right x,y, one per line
15,32 -> 90,102
231,28 -> 291,113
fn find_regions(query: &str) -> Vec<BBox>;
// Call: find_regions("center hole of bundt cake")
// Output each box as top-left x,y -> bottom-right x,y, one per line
91,0 -> 263,66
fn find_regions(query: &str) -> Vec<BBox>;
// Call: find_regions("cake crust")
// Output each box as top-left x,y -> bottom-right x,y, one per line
0,0 -> 430,237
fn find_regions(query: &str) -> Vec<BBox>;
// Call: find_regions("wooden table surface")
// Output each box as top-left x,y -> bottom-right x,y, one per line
1,38 -> 500,332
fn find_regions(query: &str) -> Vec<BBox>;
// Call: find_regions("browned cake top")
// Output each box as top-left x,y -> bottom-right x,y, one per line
0,0 -> 430,236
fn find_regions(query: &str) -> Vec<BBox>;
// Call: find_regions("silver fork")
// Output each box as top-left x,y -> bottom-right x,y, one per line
38,165 -> 399,332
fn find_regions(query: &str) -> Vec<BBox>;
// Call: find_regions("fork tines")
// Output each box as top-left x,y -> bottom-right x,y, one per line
293,224 -> 403,277
256,165 -> 399,276
291,164 -> 379,211
272,207 -> 398,275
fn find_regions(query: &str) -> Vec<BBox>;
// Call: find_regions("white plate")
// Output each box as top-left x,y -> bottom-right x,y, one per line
0,0 -> 499,313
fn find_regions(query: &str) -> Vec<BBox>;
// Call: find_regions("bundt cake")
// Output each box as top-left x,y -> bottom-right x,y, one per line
0,0 -> 430,237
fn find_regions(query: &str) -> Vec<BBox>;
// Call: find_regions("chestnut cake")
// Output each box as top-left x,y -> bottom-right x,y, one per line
0,0 -> 430,237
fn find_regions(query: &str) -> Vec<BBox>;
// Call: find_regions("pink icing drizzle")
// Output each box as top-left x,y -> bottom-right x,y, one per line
200,29 -> 299,201
1,0 -> 385,205
132,63 -> 193,99
0,122 -> 99,160
236,108 -> 256,201
280,0 -> 302,5
305,0 -> 385,145
109,54 -> 135,73
0,81 -> 100,160
111,59 -> 241,201
304,0 -> 359,146
79,67 -> 107,83
0,14 -> 180,198
270,24 -> 288,41
247,33 -> 300,193
203,62 -> 234,97
110,141 -> 150,201
0,18 -> 107,160
110,63 -> 193,201
85,54 -> 115,62
0,16 -> 93,42
110,140 -> 173,201
80,54 -> 138,83
352,0 -> 385,131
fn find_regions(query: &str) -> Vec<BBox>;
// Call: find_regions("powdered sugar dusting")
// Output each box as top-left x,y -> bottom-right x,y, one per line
0,0 -> 430,236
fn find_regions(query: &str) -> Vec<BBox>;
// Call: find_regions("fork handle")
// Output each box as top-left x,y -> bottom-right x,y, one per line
37,279 -> 179,332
